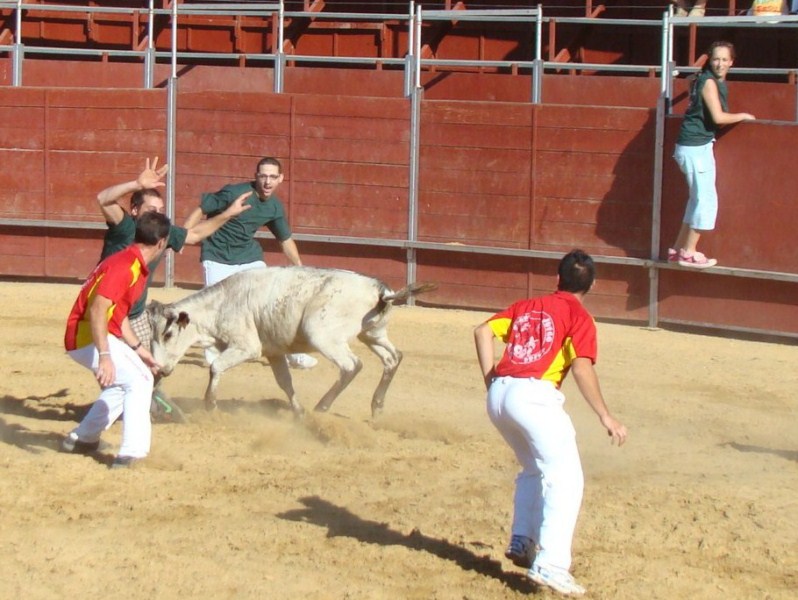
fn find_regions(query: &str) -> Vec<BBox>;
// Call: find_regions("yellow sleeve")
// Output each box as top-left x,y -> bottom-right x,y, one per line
488,317 -> 512,343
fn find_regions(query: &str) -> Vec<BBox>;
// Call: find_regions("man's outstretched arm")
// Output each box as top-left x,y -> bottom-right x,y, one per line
183,191 -> 251,245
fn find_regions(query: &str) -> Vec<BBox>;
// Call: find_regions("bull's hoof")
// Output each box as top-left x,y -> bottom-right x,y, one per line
313,402 -> 331,413
204,400 -> 217,411
371,405 -> 384,419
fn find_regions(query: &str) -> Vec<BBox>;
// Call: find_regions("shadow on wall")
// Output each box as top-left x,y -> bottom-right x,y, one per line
592,108 -> 657,314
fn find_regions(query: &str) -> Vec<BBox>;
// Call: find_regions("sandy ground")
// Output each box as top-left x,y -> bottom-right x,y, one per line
0,280 -> 796,600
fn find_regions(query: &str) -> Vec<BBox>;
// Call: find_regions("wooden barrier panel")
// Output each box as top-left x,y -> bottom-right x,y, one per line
661,117 -> 798,274
535,104 -> 655,257
419,100 -> 534,249
0,87 -> 167,280
171,91 -> 412,285
0,84 -> 795,336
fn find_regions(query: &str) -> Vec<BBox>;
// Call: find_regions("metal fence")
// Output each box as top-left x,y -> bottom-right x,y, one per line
1,2 -> 797,336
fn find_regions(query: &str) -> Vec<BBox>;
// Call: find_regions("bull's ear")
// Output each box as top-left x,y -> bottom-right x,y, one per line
177,311 -> 191,329
148,300 -> 163,317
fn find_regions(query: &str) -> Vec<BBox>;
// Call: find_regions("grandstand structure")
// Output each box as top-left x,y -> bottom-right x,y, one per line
0,1 -> 796,337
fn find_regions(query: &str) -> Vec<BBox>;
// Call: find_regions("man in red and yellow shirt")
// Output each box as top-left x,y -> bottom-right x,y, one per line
62,211 -> 170,469
474,250 -> 627,597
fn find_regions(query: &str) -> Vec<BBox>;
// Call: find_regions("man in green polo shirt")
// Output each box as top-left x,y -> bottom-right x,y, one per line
98,157 -> 251,421
184,156 -> 317,369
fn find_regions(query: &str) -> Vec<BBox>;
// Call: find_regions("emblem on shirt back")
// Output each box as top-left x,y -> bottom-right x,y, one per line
508,311 -> 555,364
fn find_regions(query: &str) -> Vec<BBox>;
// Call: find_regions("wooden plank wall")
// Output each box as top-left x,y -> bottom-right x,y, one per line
0,87 -> 167,279
0,84 -> 795,335
659,116 -> 798,332
171,91 -> 411,290
414,100 -> 653,316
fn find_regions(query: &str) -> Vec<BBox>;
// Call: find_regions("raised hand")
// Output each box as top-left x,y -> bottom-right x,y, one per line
225,191 -> 254,218
137,156 -> 170,191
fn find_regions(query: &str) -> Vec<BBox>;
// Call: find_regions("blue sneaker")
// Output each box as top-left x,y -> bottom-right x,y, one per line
61,432 -> 101,454
110,456 -> 139,469
504,535 -> 535,569
528,562 -> 586,596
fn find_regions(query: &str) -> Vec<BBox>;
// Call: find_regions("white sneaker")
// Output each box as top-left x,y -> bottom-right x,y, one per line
528,563 -> 586,596
287,353 -> 318,369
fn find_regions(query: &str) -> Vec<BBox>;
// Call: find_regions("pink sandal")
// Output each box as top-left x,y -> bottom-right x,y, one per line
677,250 -> 717,269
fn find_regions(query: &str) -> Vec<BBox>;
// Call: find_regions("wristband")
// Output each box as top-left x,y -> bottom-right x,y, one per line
98,351 -> 111,357
131,342 -> 142,351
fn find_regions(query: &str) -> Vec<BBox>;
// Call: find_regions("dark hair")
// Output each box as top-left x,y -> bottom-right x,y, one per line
256,157 -> 283,174
134,211 -> 171,245
702,41 -> 736,72
557,249 -> 595,294
130,188 -> 162,212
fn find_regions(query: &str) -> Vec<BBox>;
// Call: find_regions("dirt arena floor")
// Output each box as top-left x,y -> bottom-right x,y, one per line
0,280 -> 796,599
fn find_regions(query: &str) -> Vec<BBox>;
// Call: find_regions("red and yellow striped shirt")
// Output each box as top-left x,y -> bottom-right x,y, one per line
64,245 -> 149,351
488,291 -> 597,388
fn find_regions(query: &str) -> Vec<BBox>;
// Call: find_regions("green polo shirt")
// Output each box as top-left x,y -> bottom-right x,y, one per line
677,70 -> 729,147
198,181 -> 292,265
101,212 -> 187,318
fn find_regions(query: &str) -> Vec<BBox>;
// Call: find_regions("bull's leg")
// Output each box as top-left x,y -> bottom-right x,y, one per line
312,346 -> 362,413
359,332 -> 403,417
266,355 -> 303,417
204,345 -> 260,411
204,368 -> 221,411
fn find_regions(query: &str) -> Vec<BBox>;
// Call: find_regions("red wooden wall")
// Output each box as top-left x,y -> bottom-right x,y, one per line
0,87 -> 167,278
0,75 -> 796,335
171,91 -> 412,290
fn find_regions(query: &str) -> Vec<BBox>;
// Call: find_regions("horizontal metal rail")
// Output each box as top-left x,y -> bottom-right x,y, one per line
671,14 -> 798,26
422,9 -> 538,22
2,4 -> 796,77
2,218 -> 795,284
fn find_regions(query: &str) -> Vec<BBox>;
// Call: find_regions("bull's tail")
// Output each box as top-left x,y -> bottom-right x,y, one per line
363,282 -> 436,329
381,282 -> 438,304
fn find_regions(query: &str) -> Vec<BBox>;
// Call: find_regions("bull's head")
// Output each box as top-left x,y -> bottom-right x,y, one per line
149,300 -> 197,376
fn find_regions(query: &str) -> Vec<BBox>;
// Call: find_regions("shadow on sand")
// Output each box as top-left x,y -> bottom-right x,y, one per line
277,495 -> 537,594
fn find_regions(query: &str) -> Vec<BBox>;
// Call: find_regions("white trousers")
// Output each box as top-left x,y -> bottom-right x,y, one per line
487,376 -> 584,571
202,259 -> 266,287
67,335 -> 153,458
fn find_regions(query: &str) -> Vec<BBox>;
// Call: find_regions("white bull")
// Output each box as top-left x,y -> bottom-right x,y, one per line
148,267 -> 436,418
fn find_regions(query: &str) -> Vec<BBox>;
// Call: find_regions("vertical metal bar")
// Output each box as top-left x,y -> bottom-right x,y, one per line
144,0 -> 155,89
15,0 -> 21,44
414,5 -> 422,90
532,5 -> 542,104
406,87 -> 421,298
403,1 -> 414,98
12,0 -> 23,86
279,0 -> 285,49
662,11 -> 674,115
648,94 -> 666,329
12,43 -> 23,87
274,0 -> 284,93
408,1 -> 414,55
164,76 -> 178,288
171,0 -> 178,79
661,11 -> 669,96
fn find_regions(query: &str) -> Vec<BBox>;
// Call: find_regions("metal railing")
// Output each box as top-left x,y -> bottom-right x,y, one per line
663,11 -> 798,113
4,3 -> 797,92
1,2 -> 797,336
